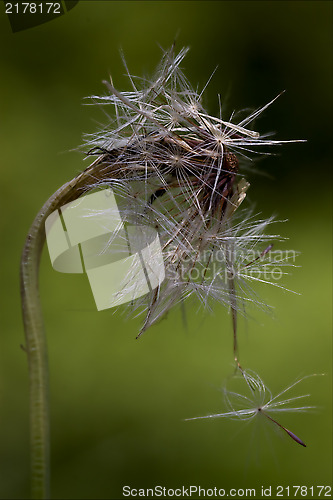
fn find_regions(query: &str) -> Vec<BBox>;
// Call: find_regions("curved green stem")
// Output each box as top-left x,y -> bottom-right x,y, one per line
20,157 -> 110,499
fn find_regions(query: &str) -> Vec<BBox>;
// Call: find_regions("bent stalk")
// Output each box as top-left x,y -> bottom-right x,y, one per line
20,157 -> 109,499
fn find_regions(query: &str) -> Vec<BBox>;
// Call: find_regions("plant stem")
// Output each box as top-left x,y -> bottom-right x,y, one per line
20,156 -> 111,499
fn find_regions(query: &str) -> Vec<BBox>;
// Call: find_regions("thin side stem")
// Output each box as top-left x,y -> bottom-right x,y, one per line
225,236 -> 243,372
20,157 -> 110,499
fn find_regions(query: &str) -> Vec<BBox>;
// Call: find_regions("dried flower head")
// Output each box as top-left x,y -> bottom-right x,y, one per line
82,46 -> 300,337
19,45 -> 309,498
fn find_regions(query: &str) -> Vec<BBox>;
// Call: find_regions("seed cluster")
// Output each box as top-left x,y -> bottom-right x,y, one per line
83,46 -> 295,334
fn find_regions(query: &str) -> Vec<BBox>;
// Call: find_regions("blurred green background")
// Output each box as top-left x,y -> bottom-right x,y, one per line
0,1 -> 332,499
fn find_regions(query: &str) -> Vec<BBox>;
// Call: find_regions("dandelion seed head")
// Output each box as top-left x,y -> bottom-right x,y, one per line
82,46 -> 301,332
